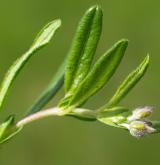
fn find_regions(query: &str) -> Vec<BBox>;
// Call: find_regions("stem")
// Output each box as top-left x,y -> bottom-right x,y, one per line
16,107 -> 64,127
16,107 -> 97,128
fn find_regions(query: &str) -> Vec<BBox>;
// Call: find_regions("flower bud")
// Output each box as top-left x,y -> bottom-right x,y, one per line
128,106 -> 153,121
129,120 -> 156,138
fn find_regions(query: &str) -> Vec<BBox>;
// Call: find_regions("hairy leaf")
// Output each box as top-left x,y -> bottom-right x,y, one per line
68,39 -> 128,107
0,19 -> 61,112
106,55 -> 149,107
65,5 -> 102,92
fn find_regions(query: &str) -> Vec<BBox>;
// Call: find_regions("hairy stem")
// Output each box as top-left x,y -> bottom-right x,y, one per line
16,107 -> 64,127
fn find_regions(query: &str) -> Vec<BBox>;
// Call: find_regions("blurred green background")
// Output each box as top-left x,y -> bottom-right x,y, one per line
0,0 -> 160,165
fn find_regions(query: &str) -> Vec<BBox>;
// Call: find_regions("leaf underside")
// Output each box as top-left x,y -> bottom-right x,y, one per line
26,59 -> 65,116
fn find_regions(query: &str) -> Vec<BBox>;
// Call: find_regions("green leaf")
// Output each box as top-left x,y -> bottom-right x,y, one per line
99,106 -> 129,114
26,59 -> 65,116
68,39 -> 128,107
31,19 -> 61,49
65,5 -> 102,92
0,116 -> 22,144
106,55 -> 149,108
97,106 -> 129,127
0,19 -> 61,112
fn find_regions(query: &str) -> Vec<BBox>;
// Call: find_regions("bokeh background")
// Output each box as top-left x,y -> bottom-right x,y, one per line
0,0 -> 160,165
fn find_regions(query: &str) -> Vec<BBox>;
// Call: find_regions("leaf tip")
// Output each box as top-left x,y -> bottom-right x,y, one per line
32,19 -> 62,49
118,38 -> 129,45
46,19 -> 62,34
145,54 -> 150,63
141,54 -> 150,70
111,39 -> 129,54
113,39 -> 129,52
53,19 -> 62,27
87,5 -> 102,13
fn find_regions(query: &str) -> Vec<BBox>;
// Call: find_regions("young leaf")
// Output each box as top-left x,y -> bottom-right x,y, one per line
0,19 -> 61,112
26,59 -> 65,116
65,5 -> 102,92
97,106 -> 129,127
99,106 -> 129,114
68,39 -> 128,107
0,115 -> 22,144
106,55 -> 149,108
